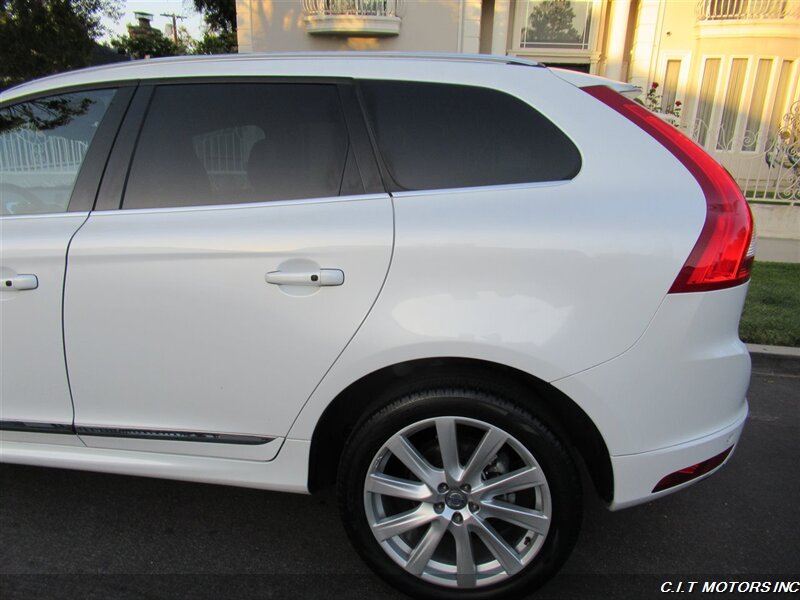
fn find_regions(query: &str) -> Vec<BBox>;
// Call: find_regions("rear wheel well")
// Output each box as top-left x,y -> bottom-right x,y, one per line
308,357 -> 613,503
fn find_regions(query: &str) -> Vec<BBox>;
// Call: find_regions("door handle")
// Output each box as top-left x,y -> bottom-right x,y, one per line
265,269 -> 344,287
1,274 -> 38,291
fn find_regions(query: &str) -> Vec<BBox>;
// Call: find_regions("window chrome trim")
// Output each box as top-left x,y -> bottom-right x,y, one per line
390,180 -> 571,198
88,192 -> 390,217
0,211 -> 89,221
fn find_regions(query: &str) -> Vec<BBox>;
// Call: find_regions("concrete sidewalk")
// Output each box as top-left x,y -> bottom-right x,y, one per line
755,236 -> 800,263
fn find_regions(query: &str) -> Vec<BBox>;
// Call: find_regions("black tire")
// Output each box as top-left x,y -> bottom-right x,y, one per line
338,387 -> 582,600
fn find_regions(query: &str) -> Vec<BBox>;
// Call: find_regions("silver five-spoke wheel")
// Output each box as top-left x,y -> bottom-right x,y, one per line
363,416 -> 552,588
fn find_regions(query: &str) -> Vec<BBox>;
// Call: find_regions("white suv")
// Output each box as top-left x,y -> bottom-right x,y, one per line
0,53 -> 753,598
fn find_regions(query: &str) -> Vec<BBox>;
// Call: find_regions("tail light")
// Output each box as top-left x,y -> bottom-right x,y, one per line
582,85 -> 754,293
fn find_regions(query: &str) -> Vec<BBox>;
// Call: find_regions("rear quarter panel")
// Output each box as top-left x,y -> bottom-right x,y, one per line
288,64 -> 706,440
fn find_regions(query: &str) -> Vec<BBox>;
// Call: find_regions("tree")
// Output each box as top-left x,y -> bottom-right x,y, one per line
193,29 -> 237,54
72,0 -> 121,38
0,0 -> 121,89
175,27 -> 196,54
191,0 -> 237,54
0,94 -> 94,132
522,0 -> 581,46
110,26 -> 180,59
192,0 -> 236,34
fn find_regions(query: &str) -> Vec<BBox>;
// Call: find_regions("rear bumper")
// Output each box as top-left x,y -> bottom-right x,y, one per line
609,401 -> 747,509
553,284 -> 751,508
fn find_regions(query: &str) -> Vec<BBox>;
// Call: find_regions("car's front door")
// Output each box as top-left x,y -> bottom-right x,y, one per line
64,82 -> 392,460
0,88 -> 128,437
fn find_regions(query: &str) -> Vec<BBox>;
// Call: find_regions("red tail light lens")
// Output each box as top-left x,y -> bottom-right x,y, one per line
652,446 -> 733,492
582,85 -> 754,293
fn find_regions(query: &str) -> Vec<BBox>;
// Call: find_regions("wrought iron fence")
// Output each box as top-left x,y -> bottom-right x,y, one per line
0,129 -> 87,174
691,101 -> 800,205
194,127 -> 250,176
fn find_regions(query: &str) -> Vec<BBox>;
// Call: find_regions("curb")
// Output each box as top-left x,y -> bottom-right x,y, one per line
747,344 -> 800,377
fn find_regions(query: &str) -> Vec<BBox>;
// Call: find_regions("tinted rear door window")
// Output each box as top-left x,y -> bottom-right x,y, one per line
123,84 -> 357,209
359,80 -> 581,191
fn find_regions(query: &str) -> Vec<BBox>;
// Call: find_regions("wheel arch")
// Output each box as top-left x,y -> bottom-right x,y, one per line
308,356 -> 613,503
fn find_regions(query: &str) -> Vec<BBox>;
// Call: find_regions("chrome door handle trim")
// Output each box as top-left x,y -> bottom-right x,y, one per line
265,268 -> 344,287
1,274 -> 38,291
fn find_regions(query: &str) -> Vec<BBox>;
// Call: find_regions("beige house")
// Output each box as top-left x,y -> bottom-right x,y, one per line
236,0 -> 800,207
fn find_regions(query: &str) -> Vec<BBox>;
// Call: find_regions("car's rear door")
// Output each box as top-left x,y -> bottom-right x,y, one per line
0,87 -> 130,438
64,81 -> 392,460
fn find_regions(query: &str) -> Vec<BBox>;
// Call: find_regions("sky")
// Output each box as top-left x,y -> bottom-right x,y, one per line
100,1 -> 205,41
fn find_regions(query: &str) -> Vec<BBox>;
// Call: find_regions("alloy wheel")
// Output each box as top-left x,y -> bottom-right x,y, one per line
363,416 -> 552,588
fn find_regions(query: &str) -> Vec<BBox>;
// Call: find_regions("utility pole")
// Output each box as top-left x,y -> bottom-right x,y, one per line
160,12 -> 186,45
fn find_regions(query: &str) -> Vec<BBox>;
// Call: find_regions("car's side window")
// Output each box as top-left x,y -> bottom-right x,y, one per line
358,80 -> 581,191
122,83 -> 360,210
0,89 -> 116,216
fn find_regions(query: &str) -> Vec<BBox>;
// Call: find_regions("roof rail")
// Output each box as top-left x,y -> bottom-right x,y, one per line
1,52 -> 543,100
231,51 -> 543,67
93,51 -> 542,68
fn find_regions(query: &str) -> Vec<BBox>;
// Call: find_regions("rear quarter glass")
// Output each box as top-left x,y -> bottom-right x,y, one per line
358,80 -> 581,191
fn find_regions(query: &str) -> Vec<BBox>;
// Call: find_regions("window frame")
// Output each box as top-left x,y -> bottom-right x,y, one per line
0,83 -> 135,215
95,77 -> 384,213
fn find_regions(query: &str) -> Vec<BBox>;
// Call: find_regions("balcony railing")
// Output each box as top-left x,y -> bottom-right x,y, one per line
697,0 -> 800,21
303,0 -> 402,17
303,0 -> 403,35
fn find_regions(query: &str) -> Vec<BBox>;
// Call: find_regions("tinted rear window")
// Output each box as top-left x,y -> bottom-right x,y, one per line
123,84 -> 357,210
359,81 -> 580,191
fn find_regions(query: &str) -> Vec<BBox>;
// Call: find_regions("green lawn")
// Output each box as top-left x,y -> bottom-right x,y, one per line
740,261 -> 800,347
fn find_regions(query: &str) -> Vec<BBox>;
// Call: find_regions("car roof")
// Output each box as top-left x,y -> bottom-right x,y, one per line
1,52 -> 543,103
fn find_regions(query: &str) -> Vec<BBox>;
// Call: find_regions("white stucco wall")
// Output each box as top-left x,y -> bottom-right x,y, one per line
236,0 -> 468,53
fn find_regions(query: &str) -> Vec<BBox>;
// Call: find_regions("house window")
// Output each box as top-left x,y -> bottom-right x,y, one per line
518,0 -> 595,50
695,58 -> 721,147
660,60 -> 682,112
716,58 -> 747,151
767,60 -> 794,140
742,59 -> 772,151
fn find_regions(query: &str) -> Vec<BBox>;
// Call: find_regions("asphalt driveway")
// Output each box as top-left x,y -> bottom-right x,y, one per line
1,367 -> 797,599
